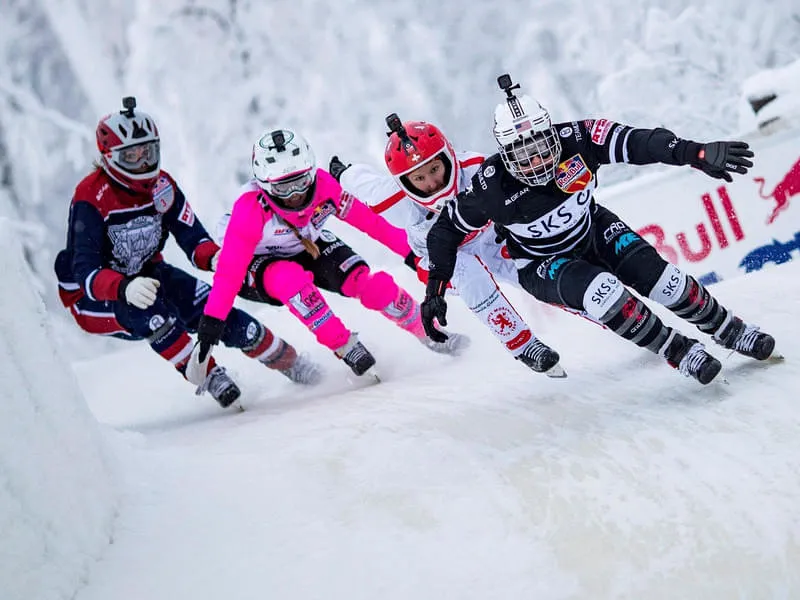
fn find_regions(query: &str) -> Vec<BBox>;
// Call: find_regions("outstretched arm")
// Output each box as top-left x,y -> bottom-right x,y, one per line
628,128 -> 753,181
420,199 -> 478,342
203,195 -> 263,321
581,120 -> 754,183
338,193 -> 412,259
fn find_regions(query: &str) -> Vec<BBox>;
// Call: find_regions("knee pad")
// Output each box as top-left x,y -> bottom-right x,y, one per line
221,308 -> 264,350
646,263 -> 688,309
353,270 -> 400,310
581,272 -> 628,323
262,260 -> 313,302
340,264 -> 369,298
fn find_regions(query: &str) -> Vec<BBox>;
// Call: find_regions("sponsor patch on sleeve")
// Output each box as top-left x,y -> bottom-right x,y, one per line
337,191 -> 355,218
590,119 -> 614,145
152,175 -> 175,213
178,201 -> 196,226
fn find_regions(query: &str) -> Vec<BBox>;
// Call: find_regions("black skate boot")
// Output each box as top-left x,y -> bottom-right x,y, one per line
662,332 -> 722,385
713,316 -> 775,360
516,338 -> 564,377
335,333 -> 376,376
204,365 -> 242,408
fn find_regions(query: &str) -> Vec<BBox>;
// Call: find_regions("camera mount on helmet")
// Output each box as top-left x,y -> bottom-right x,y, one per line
121,96 -> 137,118
385,113 -> 410,141
497,74 -> 521,100
270,130 -> 287,152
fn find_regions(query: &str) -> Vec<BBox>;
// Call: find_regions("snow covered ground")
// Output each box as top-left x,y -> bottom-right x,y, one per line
69,262 -> 800,600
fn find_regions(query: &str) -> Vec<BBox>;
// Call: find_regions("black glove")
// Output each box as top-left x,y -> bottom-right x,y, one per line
421,279 -> 449,343
691,141 -> 754,182
196,315 -> 226,362
493,222 -> 507,244
328,155 -> 351,182
404,250 -> 419,272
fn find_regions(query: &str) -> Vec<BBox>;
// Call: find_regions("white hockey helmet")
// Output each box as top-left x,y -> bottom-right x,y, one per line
251,129 -> 316,211
493,75 -> 561,186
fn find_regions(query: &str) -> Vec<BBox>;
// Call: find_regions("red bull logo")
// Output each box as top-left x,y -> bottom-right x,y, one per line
555,154 -> 592,193
754,156 -> 800,224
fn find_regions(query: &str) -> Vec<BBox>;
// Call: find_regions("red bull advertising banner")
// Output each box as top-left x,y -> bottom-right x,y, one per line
597,127 -> 800,285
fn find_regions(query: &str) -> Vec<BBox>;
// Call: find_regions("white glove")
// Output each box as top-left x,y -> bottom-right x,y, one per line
123,277 -> 160,309
210,251 -> 220,271
185,342 -> 212,386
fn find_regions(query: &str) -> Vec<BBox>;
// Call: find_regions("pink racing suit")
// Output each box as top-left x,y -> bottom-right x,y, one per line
205,168 -> 426,351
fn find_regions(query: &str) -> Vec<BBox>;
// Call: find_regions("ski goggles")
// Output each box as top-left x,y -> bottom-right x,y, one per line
266,170 -> 315,199
114,140 -> 160,174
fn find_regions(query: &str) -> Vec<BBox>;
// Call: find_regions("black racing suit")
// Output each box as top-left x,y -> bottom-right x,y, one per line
426,119 -> 733,357
427,119 -> 703,310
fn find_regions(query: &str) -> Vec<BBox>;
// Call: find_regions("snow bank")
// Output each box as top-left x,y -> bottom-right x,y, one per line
0,219 -> 117,600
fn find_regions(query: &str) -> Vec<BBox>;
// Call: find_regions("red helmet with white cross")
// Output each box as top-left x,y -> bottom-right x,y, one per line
383,115 -> 458,214
96,97 -> 161,194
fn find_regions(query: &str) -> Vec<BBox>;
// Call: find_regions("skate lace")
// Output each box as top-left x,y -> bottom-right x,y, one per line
732,325 -> 761,354
344,342 -> 371,365
678,342 -> 709,377
202,365 -> 234,398
522,339 -> 550,363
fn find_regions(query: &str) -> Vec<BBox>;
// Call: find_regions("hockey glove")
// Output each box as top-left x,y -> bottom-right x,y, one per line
421,279 -> 449,343
404,250 -> 420,272
119,276 -> 160,309
493,222 -> 508,244
691,141 -> 754,182
328,156 -> 351,182
196,315 -> 226,362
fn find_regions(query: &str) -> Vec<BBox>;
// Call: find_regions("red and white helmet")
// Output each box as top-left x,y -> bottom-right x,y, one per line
383,116 -> 458,214
96,97 -> 161,194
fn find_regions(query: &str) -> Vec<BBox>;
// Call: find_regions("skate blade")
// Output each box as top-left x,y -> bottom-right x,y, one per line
363,367 -> 382,383
346,367 -> 381,387
767,350 -> 785,362
545,363 -> 568,379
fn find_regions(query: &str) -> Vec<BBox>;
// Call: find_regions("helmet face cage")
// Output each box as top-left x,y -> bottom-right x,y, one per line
96,109 -> 161,193
493,95 -> 561,186
384,121 -> 458,213
252,129 -> 317,212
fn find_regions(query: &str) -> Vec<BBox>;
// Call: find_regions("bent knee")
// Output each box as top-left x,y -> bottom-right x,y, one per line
262,260 -> 313,301
355,270 -> 399,310
581,272 -> 629,322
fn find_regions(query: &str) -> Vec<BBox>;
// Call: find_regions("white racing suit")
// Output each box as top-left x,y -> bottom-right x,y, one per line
340,154 -> 540,356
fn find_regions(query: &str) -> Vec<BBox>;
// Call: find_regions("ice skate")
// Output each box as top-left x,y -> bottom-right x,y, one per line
713,316 -> 776,361
335,333 -> 377,376
419,330 -> 471,356
515,338 -> 564,377
663,333 -> 722,385
279,352 -> 323,385
201,365 -> 242,408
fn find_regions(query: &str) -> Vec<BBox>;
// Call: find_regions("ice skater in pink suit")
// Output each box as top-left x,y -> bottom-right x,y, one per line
189,129 -> 469,379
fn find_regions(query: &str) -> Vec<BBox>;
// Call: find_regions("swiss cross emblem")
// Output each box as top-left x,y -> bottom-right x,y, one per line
411,154 -> 421,162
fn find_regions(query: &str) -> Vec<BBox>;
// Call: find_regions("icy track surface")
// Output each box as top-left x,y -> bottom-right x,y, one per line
74,264 -> 800,600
